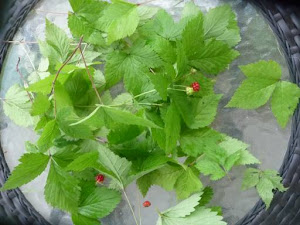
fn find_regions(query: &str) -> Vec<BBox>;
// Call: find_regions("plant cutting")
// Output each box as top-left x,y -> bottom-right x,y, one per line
1,0 -> 299,224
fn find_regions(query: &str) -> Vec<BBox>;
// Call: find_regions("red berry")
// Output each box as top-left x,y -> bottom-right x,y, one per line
143,201 -> 151,207
191,82 -> 200,92
95,174 -> 105,184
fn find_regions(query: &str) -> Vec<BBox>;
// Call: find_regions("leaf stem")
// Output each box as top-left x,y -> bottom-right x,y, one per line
173,85 -> 187,88
137,0 -> 157,6
78,44 -> 102,104
189,154 -> 205,167
123,189 -> 139,225
50,36 -> 84,117
35,9 -> 69,15
134,89 -> 157,99
167,88 -> 186,92
16,57 -> 33,103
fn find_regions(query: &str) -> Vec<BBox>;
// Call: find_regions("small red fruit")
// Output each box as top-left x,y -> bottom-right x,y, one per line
95,174 -> 105,184
191,82 -> 200,92
143,200 -> 151,207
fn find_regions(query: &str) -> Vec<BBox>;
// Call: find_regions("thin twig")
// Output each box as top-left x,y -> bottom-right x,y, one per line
20,43 -> 36,71
137,0 -> 157,6
137,191 -> 142,225
35,9 -> 69,15
2,40 -> 38,44
123,189 -> 139,225
78,45 -> 102,104
16,57 -> 33,103
51,36 -> 84,117
1,40 -> 87,46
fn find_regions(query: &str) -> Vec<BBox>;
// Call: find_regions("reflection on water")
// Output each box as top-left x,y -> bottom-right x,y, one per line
0,0 -> 291,224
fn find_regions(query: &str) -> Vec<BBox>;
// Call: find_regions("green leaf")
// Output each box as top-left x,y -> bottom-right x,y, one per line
219,135 -> 260,165
44,161 -> 81,212
227,61 -> 282,109
242,168 -> 287,208
57,107 -> 93,139
180,128 -> 223,157
256,178 -> 274,209
105,41 -> 162,90
189,39 -> 239,75
68,14 -> 105,46
199,187 -> 214,206
165,103 -> 181,154
150,36 -> 176,64
195,157 -> 226,180
137,5 -> 159,21
216,28 -> 241,48
174,168 -> 203,199
78,187 -> 121,219
158,204 -> 226,225
71,214 -> 100,225
31,94 -> 51,116
102,106 -> 161,129
45,19 -> 70,62
163,193 -> 201,218
182,14 -> 204,59
25,141 -> 39,153
181,2 -> 201,20
97,145 -> 132,188
240,60 -> 282,80
27,74 -> 69,95
66,151 -> 99,172
241,168 -> 260,190
100,1 -> 139,43
227,78 -> 277,109
192,94 -> 222,129
153,10 -> 182,40
147,71 -> 170,100
271,81 -> 300,128
137,164 -> 183,196
204,5 -> 233,39
37,119 -> 60,152
1,153 -> 49,190
3,84 -> 34,127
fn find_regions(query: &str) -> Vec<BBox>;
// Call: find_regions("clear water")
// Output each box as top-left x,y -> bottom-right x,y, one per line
0,0 -> 291,224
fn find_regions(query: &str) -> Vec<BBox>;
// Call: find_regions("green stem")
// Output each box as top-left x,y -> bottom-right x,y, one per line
134,89 -> 157,99
123,189 -> 139,225
173,85 -> 187,88
167,88 -> 186,92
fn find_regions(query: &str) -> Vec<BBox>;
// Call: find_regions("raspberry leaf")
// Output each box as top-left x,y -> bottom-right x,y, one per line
191,94 -> 223,129
37,119 -> 60,152
242,168 -> 287,208
31,94 -> 50,116
174,168 -> 203,199
66,151 -> 99,172
189,39 -> 240,75
78,187 -> 121,219
227,60 -> 282,109
102,106 -> 161,129
165,102 -> 181,155
3,84 -> 35,127
43,19 -> 71,64
180,128 -> 223,157
44,161 -> 81,213
71,214 -> 100,225
204,5 -> 237,38
97,145 -> 132,188
271,81 -> 300,128
157,196 -> 226,225
163,193 -> 202,218
0,153 -> 49,190
99,0 -> 139,44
